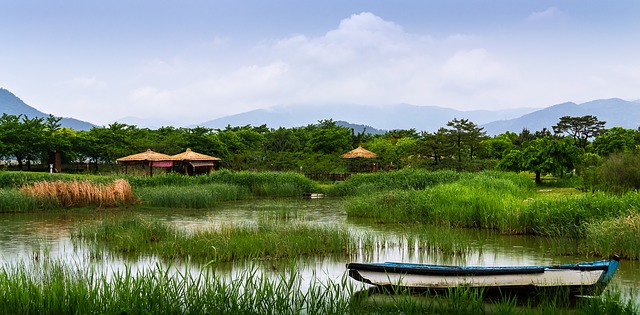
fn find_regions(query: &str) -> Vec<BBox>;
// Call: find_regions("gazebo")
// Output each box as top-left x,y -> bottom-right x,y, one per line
341,146 -> 379,173
116,149 -> 174,176
172,148 -> 221,175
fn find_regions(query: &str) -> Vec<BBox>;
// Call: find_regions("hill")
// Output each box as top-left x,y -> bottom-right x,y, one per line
481,98 -> 640,135
195,103 -> 534,132
0,88 -> 96,131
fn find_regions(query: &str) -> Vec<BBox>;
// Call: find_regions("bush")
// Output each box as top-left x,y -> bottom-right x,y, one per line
595,153 -> 640,194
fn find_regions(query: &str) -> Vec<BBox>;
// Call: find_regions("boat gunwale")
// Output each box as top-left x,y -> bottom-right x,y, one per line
346,259 -> 613,277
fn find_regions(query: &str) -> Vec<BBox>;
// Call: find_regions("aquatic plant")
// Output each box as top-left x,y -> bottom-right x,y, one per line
134,183 -> 250,208
0,260 -> 635,315
19,179 -> 137,208
72,217 -> 357,262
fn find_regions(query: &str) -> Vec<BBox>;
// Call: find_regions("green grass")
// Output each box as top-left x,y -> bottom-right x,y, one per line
71,217 -> 357,262
345,172 -> 640,239
0,170 -> 323,211
0,260 -> 635,315
326,169 -> 464,196
128,170 -> 322,197
0,188 -> 57,212
134,183 -> 250,208
583,212 -> 640,260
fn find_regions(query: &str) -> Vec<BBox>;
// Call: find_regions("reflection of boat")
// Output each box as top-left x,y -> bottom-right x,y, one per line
346,256 -> 620,296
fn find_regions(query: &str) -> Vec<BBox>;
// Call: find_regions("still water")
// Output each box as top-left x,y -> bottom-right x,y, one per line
0,198 -> 638,298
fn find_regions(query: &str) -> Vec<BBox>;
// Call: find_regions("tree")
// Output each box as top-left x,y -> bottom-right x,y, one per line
305,120 -> 351,155
552,115 -> 606,149
592,127 -> 639,156
478,132 -> 516,159
444,118 -> 487,161
499,136 -> 582,183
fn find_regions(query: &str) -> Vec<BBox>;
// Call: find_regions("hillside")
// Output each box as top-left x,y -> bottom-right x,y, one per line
195,103 -> 535,132
481,98 -> 640,135
0,88 -> 96,131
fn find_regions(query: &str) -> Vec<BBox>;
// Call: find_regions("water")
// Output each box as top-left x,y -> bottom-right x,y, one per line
0,198 -> 638,298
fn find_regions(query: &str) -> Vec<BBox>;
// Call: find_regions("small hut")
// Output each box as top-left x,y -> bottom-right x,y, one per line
172,148 -> 221,175
116,149 -> 174,176
341,146 -> 379,173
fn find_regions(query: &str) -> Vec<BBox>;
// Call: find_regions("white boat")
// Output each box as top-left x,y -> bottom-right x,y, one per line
346,256 -> 620,296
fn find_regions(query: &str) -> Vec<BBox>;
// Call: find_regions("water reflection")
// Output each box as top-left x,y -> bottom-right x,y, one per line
0,198 -> 638,301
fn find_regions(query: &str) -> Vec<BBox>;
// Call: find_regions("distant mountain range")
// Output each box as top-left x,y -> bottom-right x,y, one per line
0,88 -> 95,131
481,98 -> 640,135
194,103 -> 536,134
2,87 -> 639,135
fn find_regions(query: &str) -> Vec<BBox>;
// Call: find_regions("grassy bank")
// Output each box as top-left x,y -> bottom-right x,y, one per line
72,217 -> 357,262
345,172 -> 639,233
0,170 -> 322,211
0,260 -> 635,315
134,183 -> 251,208
128,170 -> 322,197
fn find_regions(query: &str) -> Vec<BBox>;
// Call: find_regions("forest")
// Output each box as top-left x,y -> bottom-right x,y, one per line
1,112 -> 638,193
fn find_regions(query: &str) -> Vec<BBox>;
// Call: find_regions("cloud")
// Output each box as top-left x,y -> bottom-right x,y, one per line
526,7 -> 565,22
114,12 -> 517,123
441,48 -> 511,94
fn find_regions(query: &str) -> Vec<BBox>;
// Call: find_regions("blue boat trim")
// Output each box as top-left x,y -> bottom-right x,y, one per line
346,255 -> 619,277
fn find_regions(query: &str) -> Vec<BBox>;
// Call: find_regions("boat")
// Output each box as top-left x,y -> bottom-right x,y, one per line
346,256 -> 620,296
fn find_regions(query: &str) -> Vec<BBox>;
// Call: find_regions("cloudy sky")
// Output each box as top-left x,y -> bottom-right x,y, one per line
1,1 -> 639,126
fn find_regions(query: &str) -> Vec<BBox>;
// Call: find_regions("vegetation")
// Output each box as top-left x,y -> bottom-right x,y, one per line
0,171 -> 322,212
20,179 -> 137,208
343,171 -> 640,257
0,260 -> 635,315
72,217 -> 357,262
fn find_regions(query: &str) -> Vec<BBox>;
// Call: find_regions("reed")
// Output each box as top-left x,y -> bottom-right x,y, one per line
327,169 -> 464,196
128,170 -> 322,197
134,183 -> 250,208
19,179 -> 138,208
72,217 -> 358,262
0,260 -> 635,315
582,212 -> 640,260
0,188 -> 54,212
345,173 -> 640,240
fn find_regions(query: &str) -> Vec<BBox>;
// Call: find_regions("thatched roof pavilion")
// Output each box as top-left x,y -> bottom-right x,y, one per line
172,148 -> 221,175
116,149 -> 174,176
341,146 -> 378,159
341,146 -> 379,173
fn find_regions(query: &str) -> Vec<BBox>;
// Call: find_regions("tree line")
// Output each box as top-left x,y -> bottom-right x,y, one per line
1,113 -> 638,184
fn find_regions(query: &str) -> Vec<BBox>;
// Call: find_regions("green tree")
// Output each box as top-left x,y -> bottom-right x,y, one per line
444,118 -> 487,161
552,115 -> 606,149
499,136 -> 582,183
305,120 -> 351,155
592,127 -> 639,156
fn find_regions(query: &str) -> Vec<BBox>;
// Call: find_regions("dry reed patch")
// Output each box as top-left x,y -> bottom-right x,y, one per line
20,179 -> 137,208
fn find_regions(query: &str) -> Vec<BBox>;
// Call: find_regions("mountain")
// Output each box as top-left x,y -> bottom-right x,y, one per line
195,103 -> 536,131
0,88 -> 96,130
481,98 -> 640,135
335,120 -> 385,135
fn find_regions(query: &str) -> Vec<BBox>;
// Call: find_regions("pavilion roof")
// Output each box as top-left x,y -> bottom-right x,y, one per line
172,148 -> 221,161
341,146 -> 378,159
116,149 -> 174,162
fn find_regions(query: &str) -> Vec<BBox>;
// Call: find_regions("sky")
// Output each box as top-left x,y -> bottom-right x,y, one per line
1,1 -> 639,126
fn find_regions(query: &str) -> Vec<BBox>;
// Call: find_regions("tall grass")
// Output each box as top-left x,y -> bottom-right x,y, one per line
0,188 -> 53,212
19,179 -> 138,208
0,260 -> 636,315
72,217 -> 357,262
326,169 -> 464,196
128,170 -> 322,197
134,183 -> 250,208
345,172 -> 640,238
583,212 -> 640,260
0,171 -> 118,189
